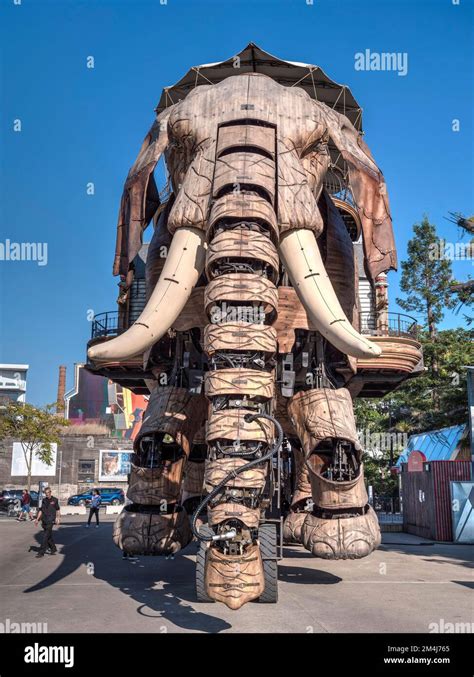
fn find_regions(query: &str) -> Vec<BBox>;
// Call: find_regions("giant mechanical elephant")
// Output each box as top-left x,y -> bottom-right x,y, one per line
88,69 -> 396,610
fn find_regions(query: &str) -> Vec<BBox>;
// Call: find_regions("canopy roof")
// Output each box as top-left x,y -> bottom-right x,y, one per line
396,424 -> 467,466
156,42 -> 363,131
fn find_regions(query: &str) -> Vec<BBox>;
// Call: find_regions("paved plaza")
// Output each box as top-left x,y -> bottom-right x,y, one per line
0,515 -> 472,634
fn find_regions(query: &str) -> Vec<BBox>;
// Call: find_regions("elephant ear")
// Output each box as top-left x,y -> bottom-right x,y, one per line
322,105 -> 397,280
113,105 -> 176,282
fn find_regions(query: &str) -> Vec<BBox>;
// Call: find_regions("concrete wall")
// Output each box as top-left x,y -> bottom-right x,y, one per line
0,435 -> 133,503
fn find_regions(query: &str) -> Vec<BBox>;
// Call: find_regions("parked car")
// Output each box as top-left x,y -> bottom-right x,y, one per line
67,488 -> 125,506
0,489 -> 39,513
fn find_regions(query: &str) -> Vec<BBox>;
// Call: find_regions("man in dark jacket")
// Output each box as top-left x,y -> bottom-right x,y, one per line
34,487 -> 60,557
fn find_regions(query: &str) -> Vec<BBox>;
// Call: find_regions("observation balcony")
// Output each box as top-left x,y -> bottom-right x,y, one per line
343,312 -> 424,398
87,304 -> 424,399
86,311 -> 152,394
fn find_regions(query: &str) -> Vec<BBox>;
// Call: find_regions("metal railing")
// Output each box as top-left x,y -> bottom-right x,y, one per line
324,170 -> 357,209
374,495 -> 401,513
90,311 -> 125,339
91,311 -> 419,341
359,312 -> 418,339
374,495 -> 402,523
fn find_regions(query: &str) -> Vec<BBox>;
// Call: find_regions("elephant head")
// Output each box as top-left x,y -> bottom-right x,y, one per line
88,73 -> 395,363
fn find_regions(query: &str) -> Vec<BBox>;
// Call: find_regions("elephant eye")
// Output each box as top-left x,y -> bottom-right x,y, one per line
301,139 -> 328,159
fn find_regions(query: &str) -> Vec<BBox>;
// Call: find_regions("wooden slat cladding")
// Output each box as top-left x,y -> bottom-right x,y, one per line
209,193 -> 279,242
113,509 -> 192,555
134,386 -> 207,456
217,123 -> 275,159
127,462 -> 185,503
206,409 -> 274,442
205,229 -> 279,281
288,387 -> 358,456
204,543 -> 264,609
308,469 -> 368,510
204,457 -> 267,491
182,460 -> 205,495
356,337 -> 422,373
204,368 -> 274,399
204,273 -> 278,316
208,503 -> 260,528
320,190 -> 357,325
204,322 -> 277,355
172,287 -> 207,331
213,151 -> 275,202
275,287 -> 312,352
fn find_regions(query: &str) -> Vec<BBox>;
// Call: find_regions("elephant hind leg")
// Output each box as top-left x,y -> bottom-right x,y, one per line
283,445 -> 312,544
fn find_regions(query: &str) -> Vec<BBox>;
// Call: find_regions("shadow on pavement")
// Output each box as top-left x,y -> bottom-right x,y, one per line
279,565 -> 341,585
379,541 -> 474,569
24,523 -> 232,632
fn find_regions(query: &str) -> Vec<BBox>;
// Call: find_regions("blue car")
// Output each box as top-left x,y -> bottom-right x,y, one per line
67,487 -> 125,506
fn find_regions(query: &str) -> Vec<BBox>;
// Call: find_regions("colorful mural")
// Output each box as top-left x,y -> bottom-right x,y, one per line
64,363 -> 147,440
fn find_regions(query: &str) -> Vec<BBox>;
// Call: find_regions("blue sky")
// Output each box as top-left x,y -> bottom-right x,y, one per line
0,0 -> 472,406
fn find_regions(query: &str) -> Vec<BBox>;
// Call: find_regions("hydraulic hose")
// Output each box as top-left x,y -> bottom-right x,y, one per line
191,412 -> 283,541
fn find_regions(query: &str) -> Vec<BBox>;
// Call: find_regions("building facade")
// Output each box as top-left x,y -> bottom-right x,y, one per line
0,435 -> 133,503
0,364 -> 28,405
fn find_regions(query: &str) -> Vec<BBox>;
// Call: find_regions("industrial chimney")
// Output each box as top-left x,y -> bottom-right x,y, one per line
56,365 -> 66,414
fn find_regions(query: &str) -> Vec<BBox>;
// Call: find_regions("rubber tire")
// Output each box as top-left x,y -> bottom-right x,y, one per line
195,525 -> 215,603
112,499 -> 120,505
258,523 -> 279,603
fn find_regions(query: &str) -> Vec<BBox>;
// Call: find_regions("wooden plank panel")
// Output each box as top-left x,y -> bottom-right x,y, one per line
217,124 -> 275,158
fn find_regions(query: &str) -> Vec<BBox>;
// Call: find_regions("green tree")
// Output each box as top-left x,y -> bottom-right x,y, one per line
357,328 -> 472,438
397,216 -> 457,409
390,328 -> 473,431
397,216 -> 456,340
0,402 -> 68,491
447,213 -> 474,324
355,328 -> 473,496
355,398 -> 406,498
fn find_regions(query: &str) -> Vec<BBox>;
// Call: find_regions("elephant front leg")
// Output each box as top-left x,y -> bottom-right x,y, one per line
288,388 -> 381,559
113,386 -> 207,556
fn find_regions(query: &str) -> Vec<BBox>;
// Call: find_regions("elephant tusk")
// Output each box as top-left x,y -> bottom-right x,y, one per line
279,229 -> 382,359
88,227 -> 207,362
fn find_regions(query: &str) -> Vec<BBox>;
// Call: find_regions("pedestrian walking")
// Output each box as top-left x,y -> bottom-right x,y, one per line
34,487 -> 60,557
86,489 -> 101,528
17,489 -> 33,521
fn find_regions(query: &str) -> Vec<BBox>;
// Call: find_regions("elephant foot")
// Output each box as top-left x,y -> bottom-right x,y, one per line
204,543 -> 264,610
302,505 -> 381,560
283,509 -> 308,544
113,505 -> 192,556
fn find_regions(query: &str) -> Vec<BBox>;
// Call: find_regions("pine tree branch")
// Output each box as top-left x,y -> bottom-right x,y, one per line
450,279 -> 474,293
